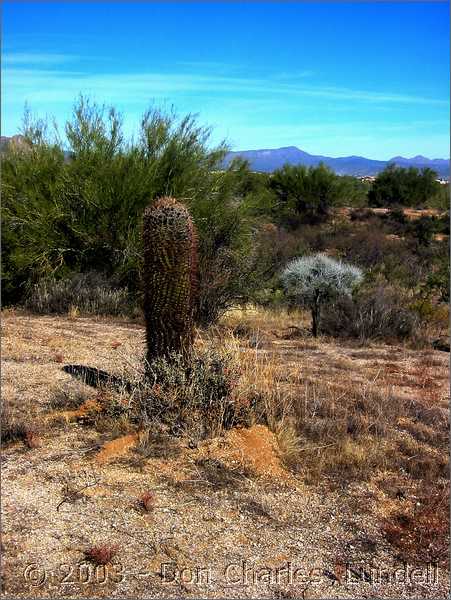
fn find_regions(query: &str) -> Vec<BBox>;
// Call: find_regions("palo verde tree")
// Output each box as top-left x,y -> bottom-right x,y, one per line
1,97 -> 260,320
281,253 -> 363,337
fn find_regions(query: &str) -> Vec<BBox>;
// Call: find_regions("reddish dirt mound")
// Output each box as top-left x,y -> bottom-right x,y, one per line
227,425 -> 284,476
199,425 -> 289,481
59,397 -> 101,422
95,433 -> 139,464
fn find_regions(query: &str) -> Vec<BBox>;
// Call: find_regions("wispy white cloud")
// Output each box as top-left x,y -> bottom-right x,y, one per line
2,54 -> 448,157
177,60 -> 239,71
224,120 -> 447,145
2,64 -> 448,108
272,70 -> 314,80
3,52 -> 81,66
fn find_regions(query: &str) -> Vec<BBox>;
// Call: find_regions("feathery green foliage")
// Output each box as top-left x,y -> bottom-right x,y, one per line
269,163 -> 343,225
2,97 -> 257,318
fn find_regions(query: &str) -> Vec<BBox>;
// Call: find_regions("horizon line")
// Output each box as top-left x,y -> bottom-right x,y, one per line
227,145 -> 451,162
1,133 -> 449,163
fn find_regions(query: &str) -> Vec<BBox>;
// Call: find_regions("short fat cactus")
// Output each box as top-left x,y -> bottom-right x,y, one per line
143,197 -> 198,367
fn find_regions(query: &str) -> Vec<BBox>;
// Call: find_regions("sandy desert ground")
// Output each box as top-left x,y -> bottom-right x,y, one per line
1,308 -> 449,598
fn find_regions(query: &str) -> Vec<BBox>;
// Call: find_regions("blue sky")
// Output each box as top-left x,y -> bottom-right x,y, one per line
2,2 -> 449,159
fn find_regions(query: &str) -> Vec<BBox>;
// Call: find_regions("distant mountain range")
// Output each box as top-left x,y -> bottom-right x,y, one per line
223,146 -> 450,178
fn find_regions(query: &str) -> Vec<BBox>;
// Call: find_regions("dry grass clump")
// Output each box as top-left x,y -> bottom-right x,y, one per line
47,383 -> 92,411
25,272 -> 132,317
2,400 -> 40,448
228,333 -> 448,485
221,306 -> 308,335
272,419 -> 303,468
194,457 -> 254,490
2,410 -> 29,444
278,380 -> 446,484
135,429 -> 181,459
133,345 -> 253,441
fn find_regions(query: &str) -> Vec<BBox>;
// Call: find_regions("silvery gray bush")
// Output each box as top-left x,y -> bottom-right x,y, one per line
281,253 -> 363,336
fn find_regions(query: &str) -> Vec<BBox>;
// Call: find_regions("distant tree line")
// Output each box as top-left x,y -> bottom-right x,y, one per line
235,159 -> 447,229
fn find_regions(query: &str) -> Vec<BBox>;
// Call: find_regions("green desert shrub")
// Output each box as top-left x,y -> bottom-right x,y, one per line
2,97 -> 261,321
269,163 -> 343,225
368,164 -> 442,208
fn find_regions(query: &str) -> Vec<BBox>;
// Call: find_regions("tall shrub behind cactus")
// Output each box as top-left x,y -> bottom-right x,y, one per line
143,197 -> 198,366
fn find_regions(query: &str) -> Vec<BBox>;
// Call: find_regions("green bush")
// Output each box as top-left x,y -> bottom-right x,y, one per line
425,183 -> 450,211
269,163 -> 343,225
420,255 -> 450,303
407,215 -> 449,246
368,164 -> 441,207
2,97 -> 260,322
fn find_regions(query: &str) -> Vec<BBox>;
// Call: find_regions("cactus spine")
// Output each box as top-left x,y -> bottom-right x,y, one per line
142,197 -> 198,367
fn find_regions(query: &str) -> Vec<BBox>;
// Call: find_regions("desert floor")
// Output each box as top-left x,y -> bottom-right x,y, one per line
1,309 -> 449,599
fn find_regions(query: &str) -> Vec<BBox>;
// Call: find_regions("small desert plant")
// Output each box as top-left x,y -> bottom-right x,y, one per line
281,253 -> 363,336
139,347 -> 249,438
1,411 -> 29,444
135,428 -> 181,458
84,545 -> 119,565
142,197 -> 198,367
25,272 -> 131,316
1,401 -> 38,447
23,430 -> 41,449
48,384 -> 91,411
139,491 -> 156,512
275,419 -> 303,468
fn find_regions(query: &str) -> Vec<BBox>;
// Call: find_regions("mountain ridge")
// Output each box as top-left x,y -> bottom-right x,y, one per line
223,146 -> 450,178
